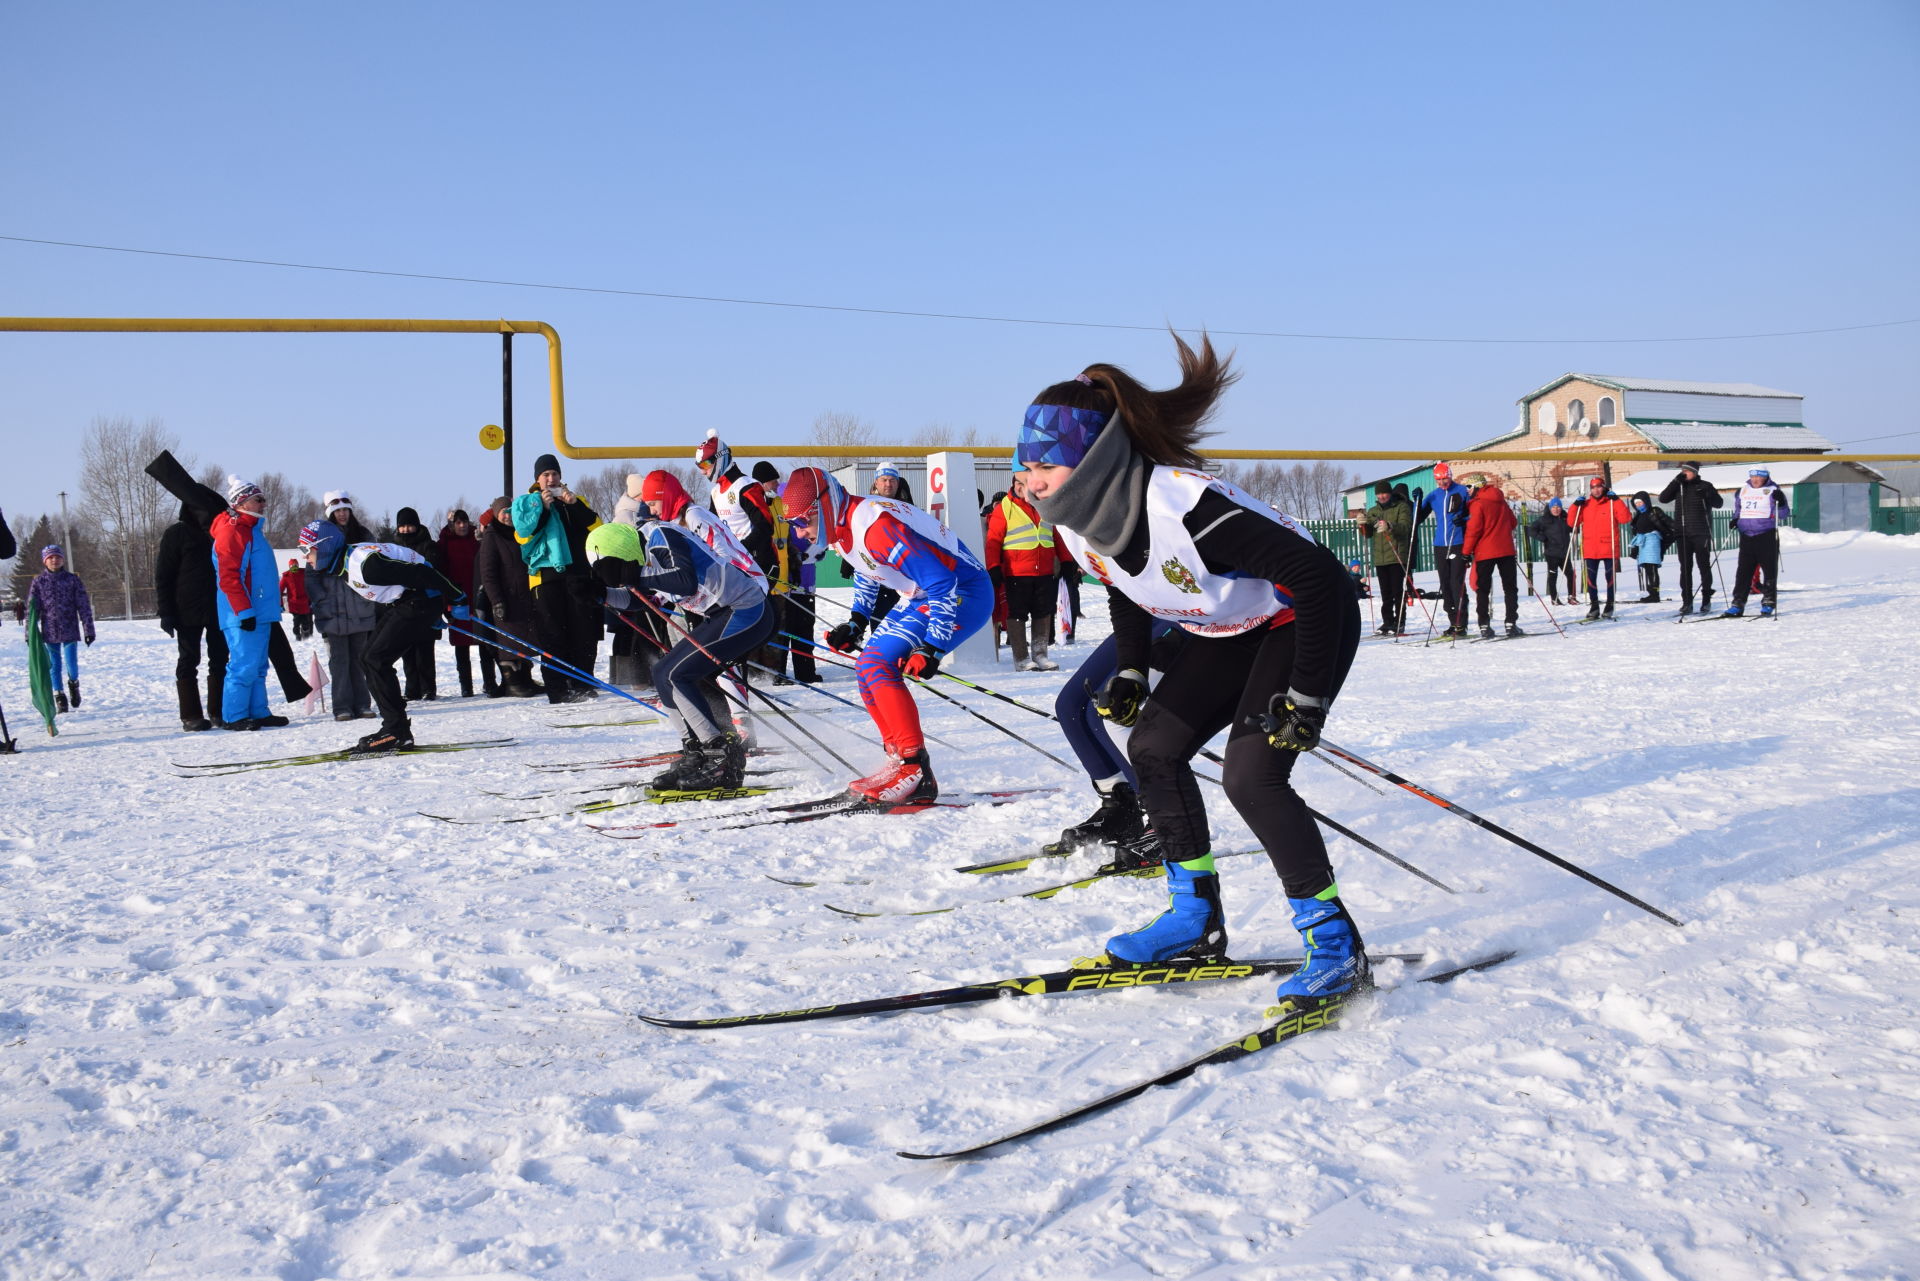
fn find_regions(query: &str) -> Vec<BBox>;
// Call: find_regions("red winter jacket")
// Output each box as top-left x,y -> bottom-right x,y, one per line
1461,486 -> 1517,561
1569,494 -> 1631,559
279,566 -> 311,613
438,521 -> 481,647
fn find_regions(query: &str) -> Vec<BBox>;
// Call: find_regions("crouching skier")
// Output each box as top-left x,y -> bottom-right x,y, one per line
581,513 -> 775,794
299,521 -> 470,753
1018,334 -> 1367,1011
779,466 -> 993,804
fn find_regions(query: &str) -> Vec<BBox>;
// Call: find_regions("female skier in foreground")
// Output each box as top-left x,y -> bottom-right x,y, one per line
1018,334 -> 1367,1008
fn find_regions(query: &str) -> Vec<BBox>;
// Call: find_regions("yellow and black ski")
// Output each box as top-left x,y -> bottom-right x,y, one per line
897,951 -> 1518,1160
637,953 -> 1429,1030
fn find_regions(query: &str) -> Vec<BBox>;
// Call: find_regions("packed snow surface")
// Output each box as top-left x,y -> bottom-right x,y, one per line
3,531 -> 1917,1279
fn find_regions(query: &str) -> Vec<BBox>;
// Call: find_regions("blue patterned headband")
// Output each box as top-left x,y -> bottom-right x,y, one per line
1017,403 -> 1112,468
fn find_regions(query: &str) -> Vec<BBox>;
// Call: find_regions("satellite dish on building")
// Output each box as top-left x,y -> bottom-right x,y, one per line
1577,418 -> 1596,437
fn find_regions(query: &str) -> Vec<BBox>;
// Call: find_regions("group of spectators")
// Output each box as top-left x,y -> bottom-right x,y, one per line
1352,460 -> 1792,635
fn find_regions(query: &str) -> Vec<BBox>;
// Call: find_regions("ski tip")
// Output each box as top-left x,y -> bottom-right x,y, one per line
822,903 -> 882,918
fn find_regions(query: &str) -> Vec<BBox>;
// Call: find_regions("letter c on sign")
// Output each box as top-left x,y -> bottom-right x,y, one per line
930,466 -> 946,494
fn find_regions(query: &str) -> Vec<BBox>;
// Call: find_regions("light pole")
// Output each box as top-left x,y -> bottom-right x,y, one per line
57,491 -> 73,575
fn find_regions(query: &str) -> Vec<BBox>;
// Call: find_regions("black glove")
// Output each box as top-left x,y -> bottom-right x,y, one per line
159,615 -> 177,637
491,603 -> 509,625
903,645 -> 942,680
1251,693 -> 1326,753
240,617 -> 257,632
1093,669 -> 1148,727
827,620 -> 866,654
569,575 -> 605,604
592,557 -> 627,587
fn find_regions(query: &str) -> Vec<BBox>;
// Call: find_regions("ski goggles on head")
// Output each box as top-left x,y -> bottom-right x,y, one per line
1017,404 -> 1111,468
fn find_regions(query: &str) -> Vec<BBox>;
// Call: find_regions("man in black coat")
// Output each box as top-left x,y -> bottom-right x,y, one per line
476,497 -> 542,697
1658,461 -> 1725,615
155,501 -> 228,731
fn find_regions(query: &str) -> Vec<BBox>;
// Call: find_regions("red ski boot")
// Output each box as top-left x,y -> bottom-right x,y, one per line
848,749 -> 938,805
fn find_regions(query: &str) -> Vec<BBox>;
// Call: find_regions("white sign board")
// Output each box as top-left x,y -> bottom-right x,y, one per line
923,452 -> 995,670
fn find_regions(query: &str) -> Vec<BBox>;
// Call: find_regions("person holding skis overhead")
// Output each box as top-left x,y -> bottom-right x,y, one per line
779,464 -> 993,804
580,502 -> 775,793
1019,334 -> 1366,1011
298,520 -> 469,753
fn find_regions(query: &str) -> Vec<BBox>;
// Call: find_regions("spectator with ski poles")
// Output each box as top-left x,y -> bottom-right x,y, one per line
1358,482 -> 1413,636
1658,460 -> 1724,615
298,520 -> 468,753
1724,467 -> 1791,617
578,511 -> 775,792
1416,463 -> 1472,637
1567,477 -> 1631,620
1018,333 -> 1367,1009
779,463 -> 994,805
156,501 -> 227,731
1527,498 -> 1576,605
1462,477 -> 1524,639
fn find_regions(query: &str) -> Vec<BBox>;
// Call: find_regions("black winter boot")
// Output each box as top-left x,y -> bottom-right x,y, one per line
1044,782 -> 1147,856
67,680 -> 81,709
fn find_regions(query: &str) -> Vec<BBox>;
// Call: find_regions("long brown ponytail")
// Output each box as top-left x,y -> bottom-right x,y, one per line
1030,330 -> 1238,469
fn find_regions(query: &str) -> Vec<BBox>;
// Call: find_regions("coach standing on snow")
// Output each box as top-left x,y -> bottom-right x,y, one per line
1659,461 -> 1725,616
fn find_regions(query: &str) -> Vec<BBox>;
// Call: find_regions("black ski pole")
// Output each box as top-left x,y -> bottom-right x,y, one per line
1315,737 -> 1683,928
0,701 -> 17,754
777,629 -> 1077,772
760,641 -> 963,751
626,600 -> 862,776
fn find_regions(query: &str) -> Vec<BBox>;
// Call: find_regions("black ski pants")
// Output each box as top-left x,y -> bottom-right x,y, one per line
1433,546 -> 1468,629
173,624 -> 229,723
1675,533 -> 1716,602
652,600 -> 777,741
1583,558 -> 1617,608
322,629 -> 373,717
1543,555 -> 1578,599
1473,555 -> 1519,627
1731,530 -> 1779,609
1373,564 -> 1406,632
532,576 -> 602,701
1127,597 -> 1362,901
763,594 -> 818,681
362,597 -> 439,736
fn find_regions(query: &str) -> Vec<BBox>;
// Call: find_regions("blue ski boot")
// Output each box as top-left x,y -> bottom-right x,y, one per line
1721,605 -> 1744,618
1272,887 -> 1369,1008
1759,603 -> 1775,617
1104,854 -> 1228,964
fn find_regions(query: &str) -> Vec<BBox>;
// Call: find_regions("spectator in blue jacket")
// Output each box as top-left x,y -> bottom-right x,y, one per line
1416,463 -> 1471,636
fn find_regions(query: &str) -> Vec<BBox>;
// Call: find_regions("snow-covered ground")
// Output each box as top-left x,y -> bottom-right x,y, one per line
3,530 -> 1917,1280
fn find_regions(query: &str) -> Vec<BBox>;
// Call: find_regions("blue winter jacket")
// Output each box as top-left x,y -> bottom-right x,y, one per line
1420,483 -> 1470,547
209,510 -> 282,628
1626,530 -> 1665,566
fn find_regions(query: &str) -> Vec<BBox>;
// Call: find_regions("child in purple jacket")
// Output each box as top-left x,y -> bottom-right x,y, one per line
28,544 -> 95,713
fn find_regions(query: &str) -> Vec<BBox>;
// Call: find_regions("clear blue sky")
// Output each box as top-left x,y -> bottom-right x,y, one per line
3,0 -> 1915,529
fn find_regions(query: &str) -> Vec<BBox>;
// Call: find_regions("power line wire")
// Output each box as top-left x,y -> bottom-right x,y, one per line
5,232 -> 1919,347
1836,429 -> 1920,444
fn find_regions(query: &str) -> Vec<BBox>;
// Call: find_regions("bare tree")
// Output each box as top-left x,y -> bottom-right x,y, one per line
797,411 -> 884,470
8,514 -> 49,607
1212,460 -> 1362,520
906,422 -> 990,448
79,415 -> 181,618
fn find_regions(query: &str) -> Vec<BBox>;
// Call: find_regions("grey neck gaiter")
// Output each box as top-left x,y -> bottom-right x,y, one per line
1029,413 -> 1149,557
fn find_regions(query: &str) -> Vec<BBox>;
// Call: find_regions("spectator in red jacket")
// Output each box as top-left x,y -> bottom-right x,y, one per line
984,473 -> 1062,670
1462,479 -> 1523,638
279,558 -> 313,640
1567,477 -> 1632,619
438,510 -> 486,696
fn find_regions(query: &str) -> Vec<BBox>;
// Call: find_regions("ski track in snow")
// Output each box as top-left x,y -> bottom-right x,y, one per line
2,530 -> 1916,1280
